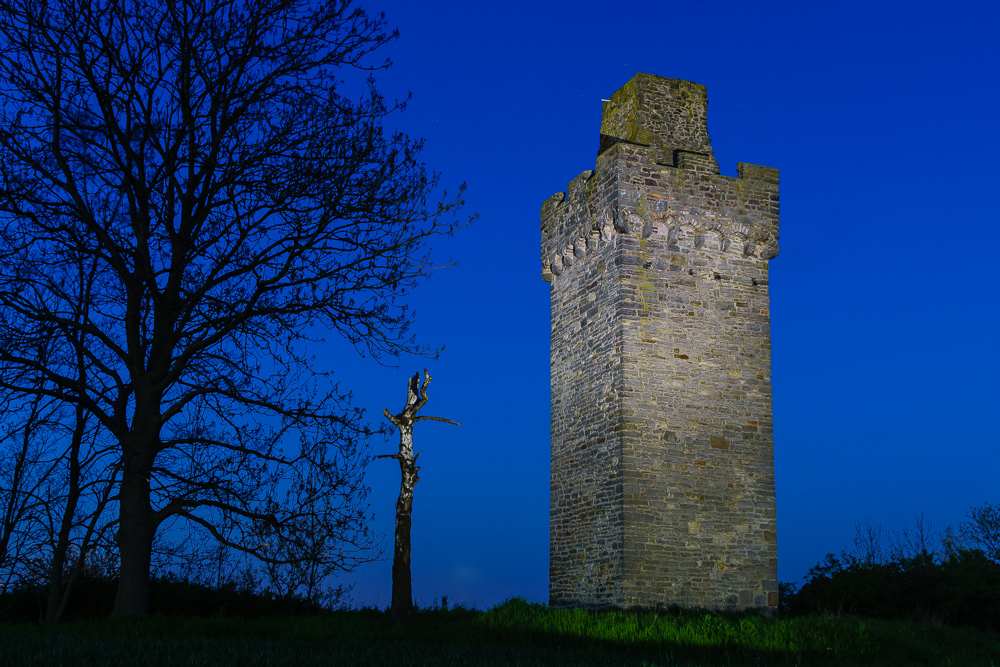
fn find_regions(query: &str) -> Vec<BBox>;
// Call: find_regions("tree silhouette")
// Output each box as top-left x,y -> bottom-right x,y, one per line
947,502 -> 1000,562
0,0 -> 469,616
0,272 -> 120,624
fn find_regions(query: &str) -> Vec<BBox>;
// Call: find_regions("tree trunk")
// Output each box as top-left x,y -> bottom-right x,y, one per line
390,441 -> 418,622
112,465 -> 155,616
44,535 -> 71,625
380,371 -> 458,623
44,405 -> 86,624
44,548 -> 67,624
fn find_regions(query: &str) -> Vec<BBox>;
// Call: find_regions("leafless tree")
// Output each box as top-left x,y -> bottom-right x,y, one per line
846,515 -> 942,568
887,513 -> 938,562
253,465 -> 359,606
0,378 -> 119,624
0,389 -> 56,594
38,260 -> 121,624
0,0 -> 469,616
848,520 -> 886,566
379,370 -> 457,621
39,409 -> 120,624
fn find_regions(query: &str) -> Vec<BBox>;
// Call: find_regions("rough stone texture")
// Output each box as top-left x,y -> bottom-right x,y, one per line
542,73 -> 780,611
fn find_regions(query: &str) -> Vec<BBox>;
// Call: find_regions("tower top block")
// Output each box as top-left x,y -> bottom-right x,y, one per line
600,73 -> 717,172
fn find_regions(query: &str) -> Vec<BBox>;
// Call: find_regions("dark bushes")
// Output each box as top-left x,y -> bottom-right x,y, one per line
785,548 -> 1000,631
0,574 -> 328,623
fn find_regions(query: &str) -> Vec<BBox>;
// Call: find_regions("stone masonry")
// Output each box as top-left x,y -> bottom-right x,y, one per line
541,74 -> 779,611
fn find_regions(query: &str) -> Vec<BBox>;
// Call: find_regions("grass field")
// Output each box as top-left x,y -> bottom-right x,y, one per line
1,598 -> 998,666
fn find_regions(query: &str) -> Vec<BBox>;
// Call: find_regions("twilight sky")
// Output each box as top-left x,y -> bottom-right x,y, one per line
318,0 -> 1000,608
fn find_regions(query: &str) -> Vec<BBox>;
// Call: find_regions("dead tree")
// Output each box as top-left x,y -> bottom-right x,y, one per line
379,370 -> 458,621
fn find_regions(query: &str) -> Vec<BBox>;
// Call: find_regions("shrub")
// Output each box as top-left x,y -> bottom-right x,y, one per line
786,548 -> 1000,631
0,574 -> 329,623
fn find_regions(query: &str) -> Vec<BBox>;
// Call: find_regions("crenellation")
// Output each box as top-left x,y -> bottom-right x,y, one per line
543,73 -> 780,612
541,145 -> 780,284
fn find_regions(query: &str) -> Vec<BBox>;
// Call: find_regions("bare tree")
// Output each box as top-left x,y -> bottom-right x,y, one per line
0,0 -> 469,616
887,513 -> 938,563
848,520 -> 886,567
0,389 -> 56,594
0,305 -> 119,624
39,407 -> 120,624
379,370 -> 457,621
39,259 -> 121,624
0,380 -> 119,624
845,515 -> 942,569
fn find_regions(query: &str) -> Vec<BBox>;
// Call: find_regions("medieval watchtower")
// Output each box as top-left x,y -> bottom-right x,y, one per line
541,73 -> 779,610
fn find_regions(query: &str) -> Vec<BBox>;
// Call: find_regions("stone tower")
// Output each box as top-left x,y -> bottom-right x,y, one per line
541,74 -> 779,610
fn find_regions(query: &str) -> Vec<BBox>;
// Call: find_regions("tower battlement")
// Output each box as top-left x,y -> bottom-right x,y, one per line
541,143 -> 781,283
542,74 -> 780,611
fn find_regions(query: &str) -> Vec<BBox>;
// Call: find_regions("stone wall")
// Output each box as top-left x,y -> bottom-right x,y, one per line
542,73 -> 780,611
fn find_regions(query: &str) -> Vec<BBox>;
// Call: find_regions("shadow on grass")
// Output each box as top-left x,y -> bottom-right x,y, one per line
2,597 -> 999,666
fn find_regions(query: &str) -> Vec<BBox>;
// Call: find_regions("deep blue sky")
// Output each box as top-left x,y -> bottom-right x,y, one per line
321,0 -> 1000,608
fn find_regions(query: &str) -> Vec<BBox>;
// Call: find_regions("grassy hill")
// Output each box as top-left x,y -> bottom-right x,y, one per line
2,598 -> 998,666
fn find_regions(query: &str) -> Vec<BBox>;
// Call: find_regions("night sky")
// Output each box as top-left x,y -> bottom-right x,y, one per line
318,0 -> 1000,608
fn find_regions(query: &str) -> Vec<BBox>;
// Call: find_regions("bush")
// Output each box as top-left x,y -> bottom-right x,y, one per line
0,574 -> 329,623
786,548 -> 1000,631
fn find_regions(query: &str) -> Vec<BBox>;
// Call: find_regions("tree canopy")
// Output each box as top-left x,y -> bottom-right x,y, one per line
0,0 -> 469,616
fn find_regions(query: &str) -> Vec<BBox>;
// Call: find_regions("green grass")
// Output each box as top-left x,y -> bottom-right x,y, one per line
1,598 -> 998,666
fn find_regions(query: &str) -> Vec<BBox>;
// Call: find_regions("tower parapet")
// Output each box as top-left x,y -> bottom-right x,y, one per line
543,73 -> 780,611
